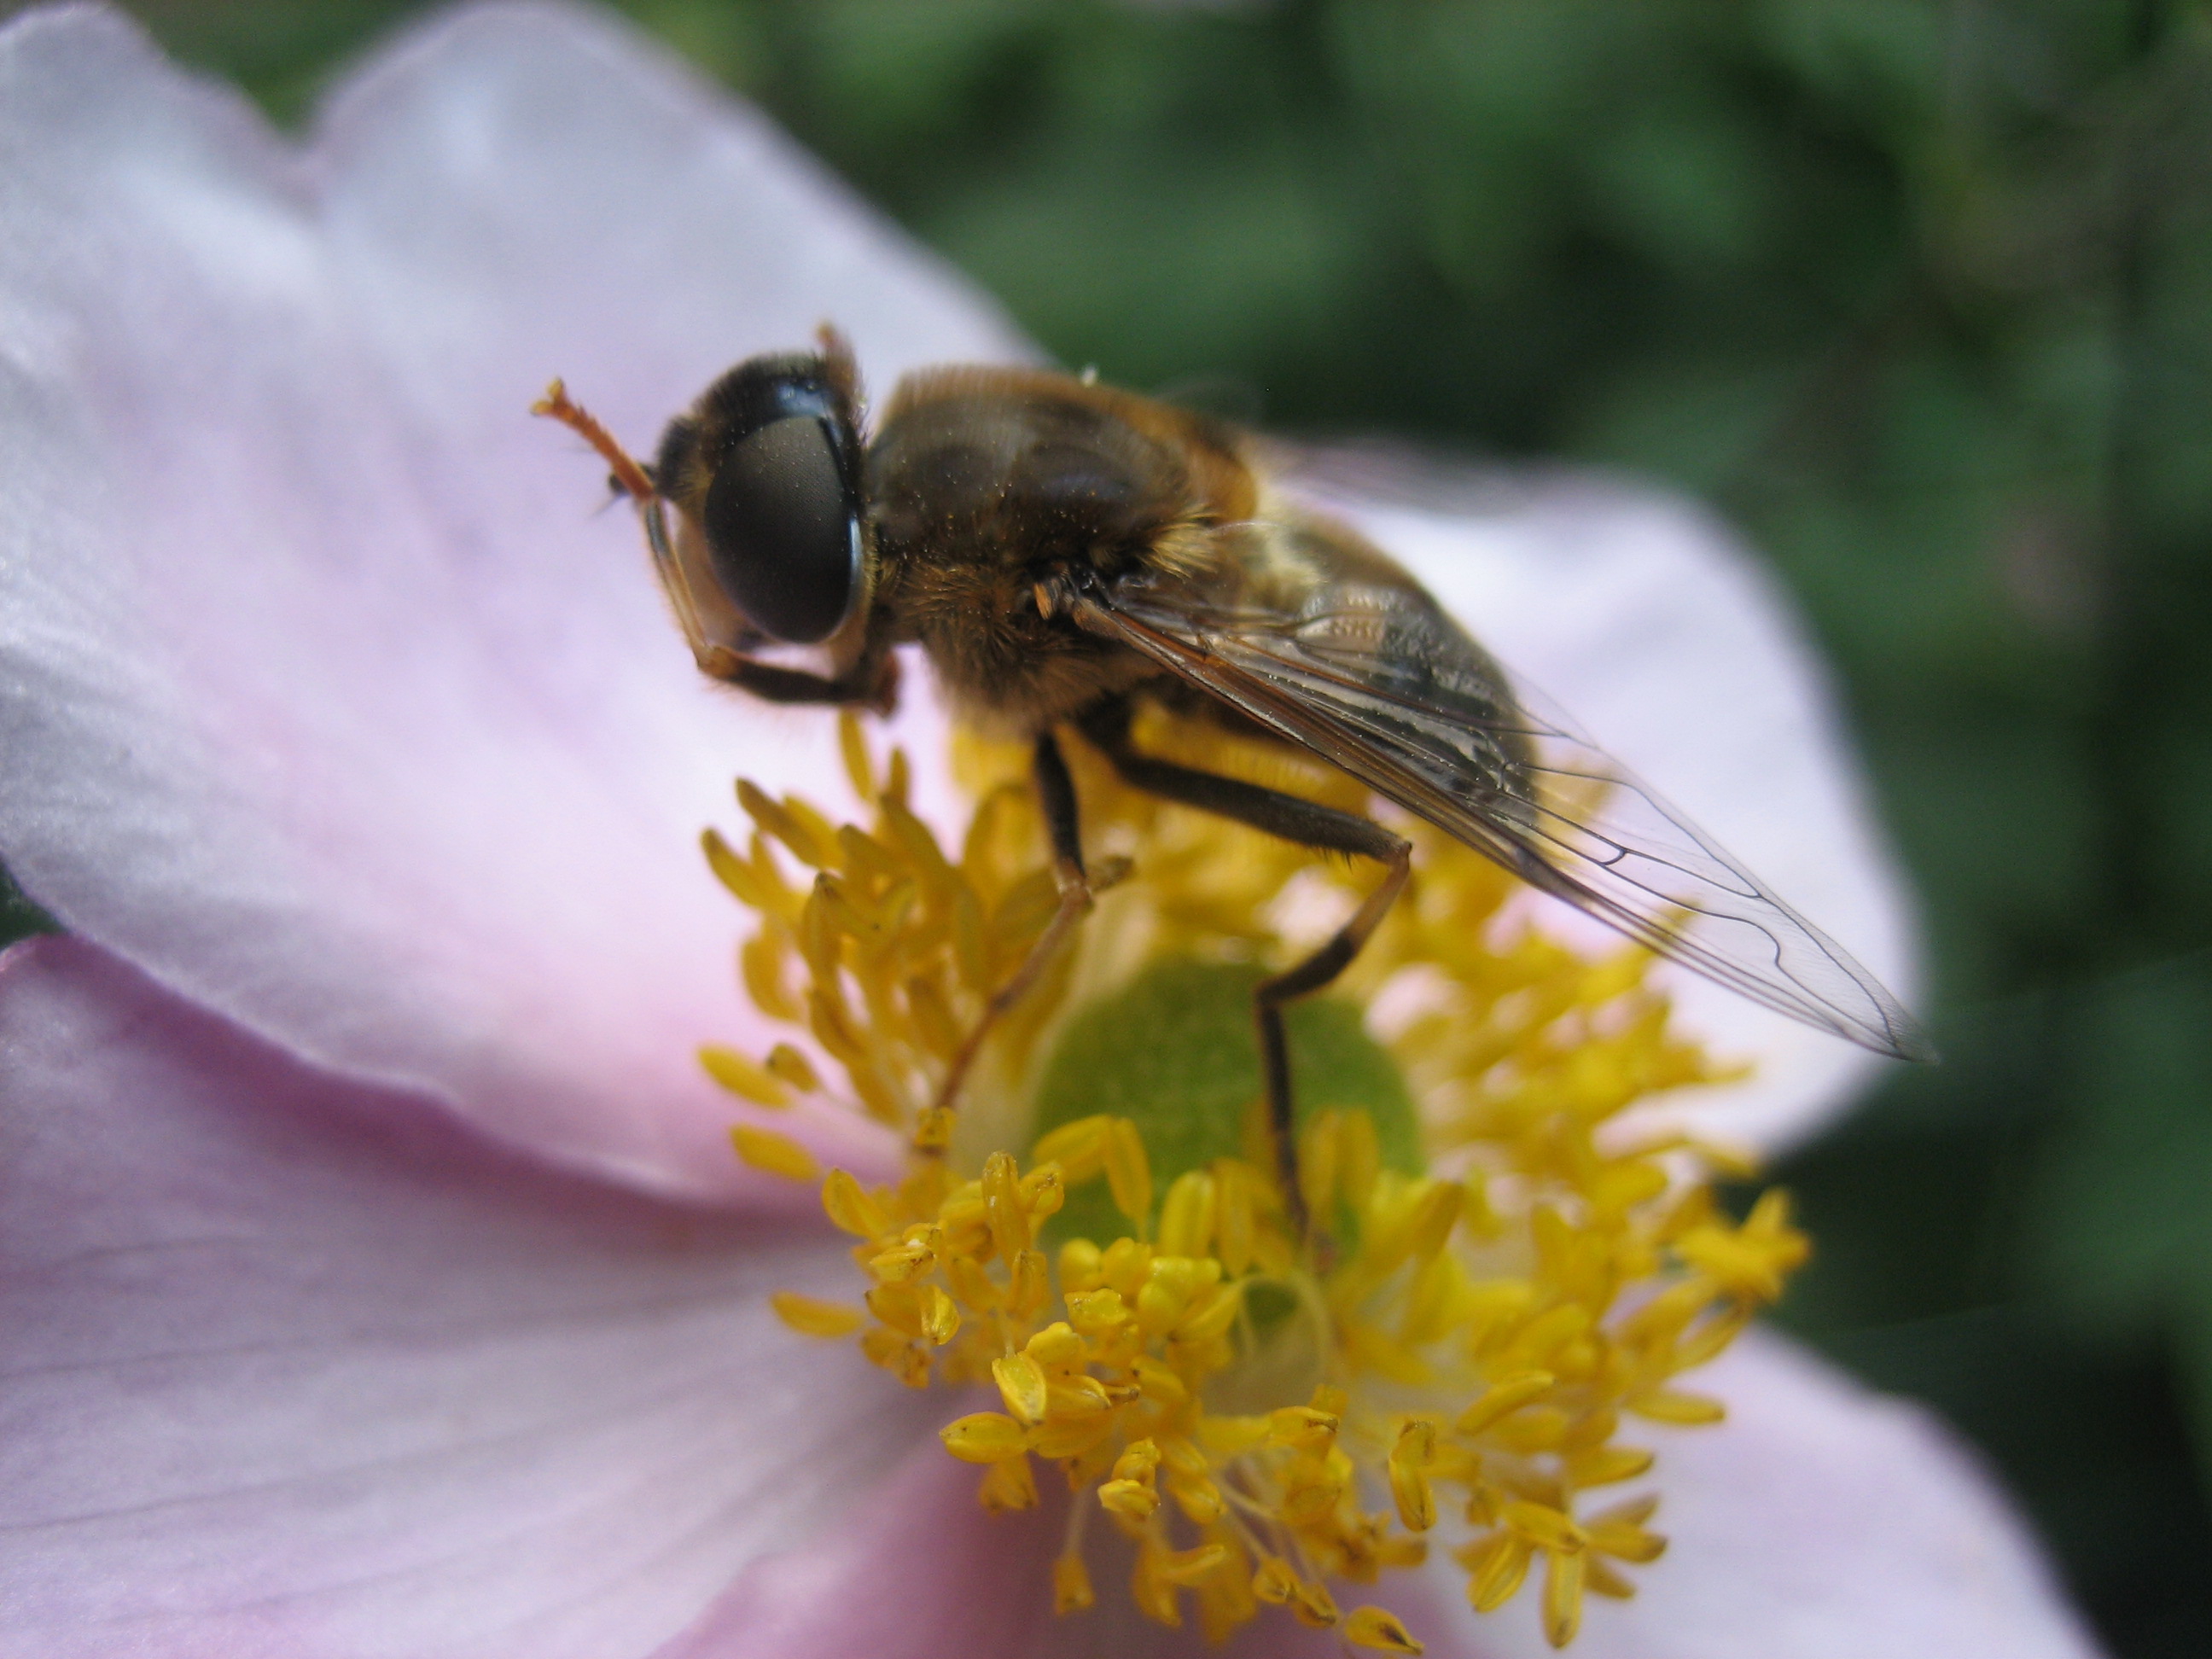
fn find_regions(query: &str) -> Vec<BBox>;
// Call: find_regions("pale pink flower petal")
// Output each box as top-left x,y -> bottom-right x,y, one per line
651,1442 -> 1060,1659
0,932 -> 934,1659
1406,1328 -> 2104,1659
0,1 -> 1000,1206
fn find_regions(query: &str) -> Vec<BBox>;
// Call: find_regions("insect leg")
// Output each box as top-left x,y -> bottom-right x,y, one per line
922,731 -> 1100,1150
697,645 -> 899,711
1076,699 -> 1410,1244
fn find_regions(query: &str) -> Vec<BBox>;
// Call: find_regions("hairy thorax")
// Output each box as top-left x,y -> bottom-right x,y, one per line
863,367 -> 1255,731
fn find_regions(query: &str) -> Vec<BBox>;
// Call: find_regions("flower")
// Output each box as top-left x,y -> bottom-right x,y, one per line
0,4 -> 2104,1657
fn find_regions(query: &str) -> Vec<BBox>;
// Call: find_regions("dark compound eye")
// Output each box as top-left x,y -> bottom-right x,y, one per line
702,414 -> 860,644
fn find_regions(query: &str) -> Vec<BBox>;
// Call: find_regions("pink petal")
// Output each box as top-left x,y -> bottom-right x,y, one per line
0,3 -> 1004,1202
0,933 -> 936,1658
651,1439 -> 1059,1659
659,1432 -> 1465,1659
1313,467 -> 1923,1151
1405,1328 -> 2103,1659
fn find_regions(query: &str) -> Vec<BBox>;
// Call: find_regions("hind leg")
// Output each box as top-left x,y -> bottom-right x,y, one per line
1076,699 -> 1409,1243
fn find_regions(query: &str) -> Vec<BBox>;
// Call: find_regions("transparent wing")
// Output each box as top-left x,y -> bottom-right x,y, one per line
1071,574 -> 1933,1062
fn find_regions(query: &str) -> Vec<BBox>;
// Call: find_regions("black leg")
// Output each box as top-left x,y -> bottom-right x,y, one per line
922,731 -> 1097,1146
1077,698 -> 1411,1244
1033,729 -> 1086,879
699,641 -> 899,713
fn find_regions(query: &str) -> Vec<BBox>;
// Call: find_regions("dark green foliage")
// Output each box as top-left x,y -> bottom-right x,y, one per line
7,0 -> 2209,1647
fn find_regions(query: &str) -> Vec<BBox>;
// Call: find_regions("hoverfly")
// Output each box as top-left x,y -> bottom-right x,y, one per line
538,328 -> 1930,1228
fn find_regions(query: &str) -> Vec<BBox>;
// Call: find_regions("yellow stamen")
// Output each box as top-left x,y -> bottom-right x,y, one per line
714,719 -> 1802,1650
1346,1604 -> 1427,1654
729,1124 -> 818,1182
768,1292 -> 863,1338
698,1045 -> 790,1108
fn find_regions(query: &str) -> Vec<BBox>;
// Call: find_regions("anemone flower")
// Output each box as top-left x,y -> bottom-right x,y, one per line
0,5 -> 2104,1657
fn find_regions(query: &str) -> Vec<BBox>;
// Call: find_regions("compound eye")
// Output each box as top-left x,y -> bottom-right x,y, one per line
701,416 -> 860,644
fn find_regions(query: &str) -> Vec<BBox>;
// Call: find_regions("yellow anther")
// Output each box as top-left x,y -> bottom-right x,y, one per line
917,1283 -> 960,1346
1283,1468 -> 1347,1525
1033,1114 -> 1112,1182
944,1253 -> 998,1312
1502,1500 -> 1586,1554
1057,1237 -> 1103,1293
1587,1519 -> 1667,1564
1112,1440 -> 1161,1482
1585,1556 -> 1637,1599
1019,1161 -> 1066,1219
1626,1388 -> 1726,1424
836,709 -> 876,798
1214,1159 -> 1257,1274
1157,1436 -> 1208,1478
910,1104 -> 955,1151
736,778 -> 832,868
1172,1283 -> 1243,1343
993,1352 -> 1049,1425
1252,1556 -> 1298,1604
1500,1303 -> 1591,1371
1098,1477 -> 1160,1519
866,1239 -> 935,1284
1298,1110 -> 1341,1224
1388,1418 -> 1439,1532
1490,1404 -> 1572,1454
1289,1578 -> 1340,1629
820,1168 -> 891,1239
698,1045 -> 790,1107
1267,1405 -> 1340,1452
729,1123 -> 818,1182
763,1042 -> 819,1093
701,827 -> 791,918
940,1412 -> 1029,1464
1066,1289 -> 1129,1332
1543,1545 -> 1587,1647
1465,1532 -> 1534,1612
978,1454 -> 1038,1512
1033,1413 -> 1121,1461
1345,1604 -> 1425,1654
1099,1237 -> 1153,1298
1046,1376 -> 1117,1419
1104,1116 -> 1153,1228
1157,1169 -> 1218,1258
982,1150 -> 1031,1258
1130,1543 -> 1181,1626
1052,1551 -> 1095,1614
1008,1248 -> 1050,1319
1157,1543 -> 1229,1586
1024,1321 -> 1086,1368
1168,1475 -> 1225,1523
1453,1371 -> 1556,1436
1131,1355 -> 1190,1406
1567,1445 -> 1655,1487
768,1292 -> 863,1339
1197,1415 -> 1269,1458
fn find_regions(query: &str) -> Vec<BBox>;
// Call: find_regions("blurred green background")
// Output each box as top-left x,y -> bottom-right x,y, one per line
3,0 -> 2209,1648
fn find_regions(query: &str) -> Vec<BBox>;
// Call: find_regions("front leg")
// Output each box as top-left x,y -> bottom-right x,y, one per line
698,642 -> 899,713
918,731 -> 1100,1153
534,379 -> 896,714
